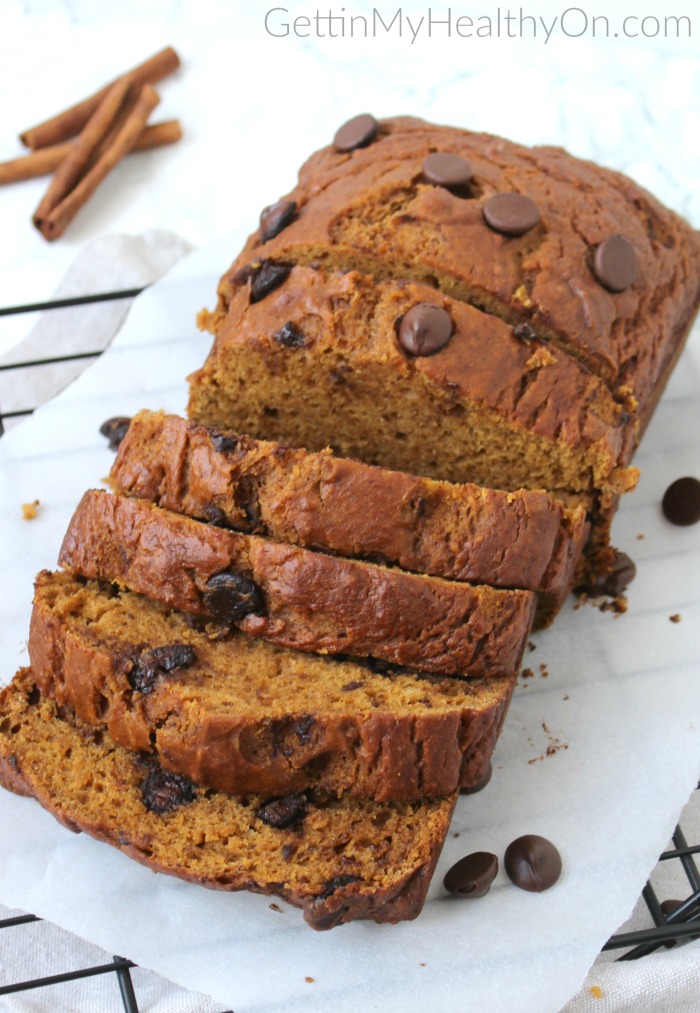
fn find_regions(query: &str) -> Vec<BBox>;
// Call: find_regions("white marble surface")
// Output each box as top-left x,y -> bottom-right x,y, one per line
0,2 -> 699,1011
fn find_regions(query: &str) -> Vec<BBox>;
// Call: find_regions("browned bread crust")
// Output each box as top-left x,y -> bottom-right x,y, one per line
29,571 -> 514,800
111,410 -> 588,625
58,491 -> 536,678
0,669 -> 456,929
215,116 -> 700,412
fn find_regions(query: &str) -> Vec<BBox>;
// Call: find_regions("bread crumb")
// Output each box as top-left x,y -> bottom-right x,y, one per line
539,663 -> 549,678
563,694 -> 570,701
269,902 -> 283,913
636,533 -> 645,540
21,500 -> 40,520
419,962 -> 426,967
453,831 -> 460,838
669,614 -> 682,624
513,284 -> 533,307
526,345 -> 557,369
305,976 -> 314,983
529,722 -> 569,764
528,641 -> 537,652
589,985 -> 604,999
521,668 -> 535,680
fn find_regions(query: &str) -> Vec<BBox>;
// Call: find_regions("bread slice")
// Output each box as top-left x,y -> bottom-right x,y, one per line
58,491 -> 536,678
0,669 -> 456,929
111,410 -> 588,627
189,266 -> 636,580
29,570 -> 515,800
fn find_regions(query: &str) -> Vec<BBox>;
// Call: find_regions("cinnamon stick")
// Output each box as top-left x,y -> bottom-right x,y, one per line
0,122 -> 182,185
33,77 -> 132,230
20,46 -> 179,150
37,84 -> 161,242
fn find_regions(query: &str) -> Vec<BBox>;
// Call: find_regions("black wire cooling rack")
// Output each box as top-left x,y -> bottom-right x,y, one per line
0,289 -> 698,1009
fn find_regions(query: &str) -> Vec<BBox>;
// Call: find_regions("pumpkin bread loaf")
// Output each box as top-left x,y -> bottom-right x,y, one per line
58,490 -> 536,678
190,115 -> 700,581
0,668 -> 456,930
111,410 -> 588,626
29,570 -> 515,800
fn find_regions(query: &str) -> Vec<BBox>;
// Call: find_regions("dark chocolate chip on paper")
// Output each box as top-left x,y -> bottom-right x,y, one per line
99,416 -> 131,451
483,193 -> 540,236
504,834 -> 562,892
662,477 -> 700,526
333,113 -> 378,152
398,304 -> 454,357
584,550 -> 637,599
444,851 -> 498,898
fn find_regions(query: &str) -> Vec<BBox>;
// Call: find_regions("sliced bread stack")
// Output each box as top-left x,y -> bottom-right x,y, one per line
0,407 -> 582,928
3,114 -> 698,930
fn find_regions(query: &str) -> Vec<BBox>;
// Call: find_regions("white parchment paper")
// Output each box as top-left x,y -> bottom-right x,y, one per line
0,234 -> 698,1013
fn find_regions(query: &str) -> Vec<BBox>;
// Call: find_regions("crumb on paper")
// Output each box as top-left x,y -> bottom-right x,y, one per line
589,985 -> 604,999
528,722 -> 569,764
269,903 -> 283,913
636,533 -> 645,540
528,640 -> 537,652
521,668 -> 535,680
539,663 -> 549,678
563,694 -> 570,701
305,976 -> 314,983
669,614 -> 682,624
419,962 -> 426,967
21,500 -> 40,520
453,831 -> 460,838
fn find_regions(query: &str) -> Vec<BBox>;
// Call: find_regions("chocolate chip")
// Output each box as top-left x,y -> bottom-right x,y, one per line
281,842 -> 297,861
128,643 -> 197,695
483,193 -> 540,236
256,794 -> 307,829
333,113 -> 378,152
397,304 -> 454,357
584,550 -> 637,599
341,680 -> 364,691
460,760 -> 493,795
203,572 -> 265,623
140,761 -> 197,814
210,432 -> 239,453
504,834 -> 562,892
273,321 -> 306,348
99,416 -> 131,451
250,261 -> 292,303
593,235 -> 638,292
422,152 -> 473,190
513,323 -> 537,343
259,200 -> 297,244
294,715 -> 315,743
320,874 -> 362,898
201,504 -> 228,527
662,477 -> 700,526
444,851 -> 498,898
150,644 -> 197,672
